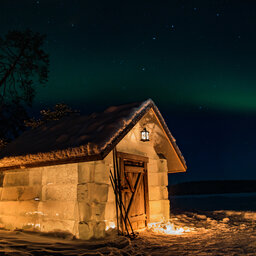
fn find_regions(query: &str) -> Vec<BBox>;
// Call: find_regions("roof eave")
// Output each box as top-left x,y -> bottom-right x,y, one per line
0,153 -> 104,171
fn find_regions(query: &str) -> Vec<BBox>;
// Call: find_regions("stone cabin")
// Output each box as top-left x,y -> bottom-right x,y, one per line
0,99 -> 186,239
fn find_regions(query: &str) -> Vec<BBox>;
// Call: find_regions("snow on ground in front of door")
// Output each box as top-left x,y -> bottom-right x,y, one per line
0,209 -> 256,255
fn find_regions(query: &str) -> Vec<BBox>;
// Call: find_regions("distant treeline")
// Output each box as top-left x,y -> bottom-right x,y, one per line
168,180 -> 256,196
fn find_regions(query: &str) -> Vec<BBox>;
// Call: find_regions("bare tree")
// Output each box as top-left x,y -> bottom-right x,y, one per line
0,29 -> 49,143
0,29 -> 49,108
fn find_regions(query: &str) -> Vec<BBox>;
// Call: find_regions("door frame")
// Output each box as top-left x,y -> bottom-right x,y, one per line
116,152 -> 150,228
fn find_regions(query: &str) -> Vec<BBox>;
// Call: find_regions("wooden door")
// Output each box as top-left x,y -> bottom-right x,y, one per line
117,152 -> 149,231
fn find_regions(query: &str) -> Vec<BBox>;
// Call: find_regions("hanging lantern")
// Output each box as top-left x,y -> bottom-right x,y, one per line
141,128 -> 149,142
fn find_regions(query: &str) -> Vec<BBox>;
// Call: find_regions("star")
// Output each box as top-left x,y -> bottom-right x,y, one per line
152,36 -> 156,40
141,67 -> 145,71
170,24 -> 175,31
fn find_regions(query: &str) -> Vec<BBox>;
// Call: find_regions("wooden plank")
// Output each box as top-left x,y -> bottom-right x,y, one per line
124,173 -> 142,221
143,162 -> 150,225
122,188 -> 132,193
124,175 -> 135,192
138,220 -> 146,229
112,150 -> 120,234
124,166 -> 144,173
124,160 -> 144,167
119,157 -> 125,234
129,214 -> 146,223
117,152 -> 149,163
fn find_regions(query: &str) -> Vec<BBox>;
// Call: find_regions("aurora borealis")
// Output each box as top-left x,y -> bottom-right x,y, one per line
1,0 -> 256,182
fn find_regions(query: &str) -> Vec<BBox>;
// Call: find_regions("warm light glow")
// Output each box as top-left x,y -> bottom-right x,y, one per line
148,222 -> 190,235
105,221 -> 116,231
26,211 -> 44,216
26,223 -> 41,229
141,128 -> 149,142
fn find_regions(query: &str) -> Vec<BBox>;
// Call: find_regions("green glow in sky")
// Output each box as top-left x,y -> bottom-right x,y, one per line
1,1 -> 255,114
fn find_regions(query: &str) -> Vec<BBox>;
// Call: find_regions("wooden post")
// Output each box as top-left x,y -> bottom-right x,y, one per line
114,147 -> 124,234
112,149 -> 120,234
144,162 -> 150,225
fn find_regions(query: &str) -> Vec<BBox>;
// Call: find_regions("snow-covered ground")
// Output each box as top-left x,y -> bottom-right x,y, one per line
1,194 -> 256,255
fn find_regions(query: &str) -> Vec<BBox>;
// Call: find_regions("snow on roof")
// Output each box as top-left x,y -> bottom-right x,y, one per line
0,99 -> 186,170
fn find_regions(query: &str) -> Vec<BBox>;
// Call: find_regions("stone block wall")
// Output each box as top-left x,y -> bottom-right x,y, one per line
77,157 -> 113,240
0,159 -> 114,240
0,163 -> 79,236
104,153 -> 118,229
40,163 -> 79,235
147,158 -> 170,222
0,168 -> 43,231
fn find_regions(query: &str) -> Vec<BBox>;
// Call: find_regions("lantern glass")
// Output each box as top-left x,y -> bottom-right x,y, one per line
141,128 -> 149,142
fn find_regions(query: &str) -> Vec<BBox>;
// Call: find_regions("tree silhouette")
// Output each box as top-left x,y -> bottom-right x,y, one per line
25,103 -> 79,129
0,29 -> 49,108
0,29 -> 49,144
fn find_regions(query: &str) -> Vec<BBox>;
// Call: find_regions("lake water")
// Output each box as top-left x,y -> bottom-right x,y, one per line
170,192 -> 256,211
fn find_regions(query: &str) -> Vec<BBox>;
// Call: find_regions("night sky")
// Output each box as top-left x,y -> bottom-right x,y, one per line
1,0 -> 256,183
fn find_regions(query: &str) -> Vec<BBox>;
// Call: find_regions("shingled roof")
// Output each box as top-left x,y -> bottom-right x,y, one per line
0,99 -> 186,170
